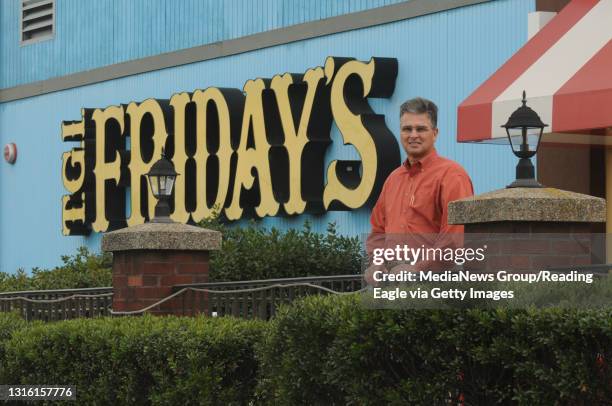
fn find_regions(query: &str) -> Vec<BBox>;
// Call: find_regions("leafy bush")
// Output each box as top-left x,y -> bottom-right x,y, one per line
199,218 -> 364,281
1,302 -> 610,404
0,315 -> 266,405
0,269 -> 30,292
0,313 -> 30,365
1,220 -> 361,291
0,247 -> 112,293
256,295 -> 353,404
1,217 -> 362,291
259,295 -> 612,405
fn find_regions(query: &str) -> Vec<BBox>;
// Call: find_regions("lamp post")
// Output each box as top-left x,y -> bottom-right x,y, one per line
501,91 -> 548,188
145,149 -> 178,223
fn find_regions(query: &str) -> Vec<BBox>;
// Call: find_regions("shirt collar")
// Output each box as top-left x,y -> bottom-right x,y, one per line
403,149 -> 438,170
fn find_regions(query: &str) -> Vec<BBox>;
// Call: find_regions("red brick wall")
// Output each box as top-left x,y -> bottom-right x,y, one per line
112,250 -> 209,314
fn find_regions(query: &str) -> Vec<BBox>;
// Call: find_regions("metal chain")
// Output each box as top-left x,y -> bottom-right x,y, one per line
110,283 -> 367,316
0,292 -> 113,303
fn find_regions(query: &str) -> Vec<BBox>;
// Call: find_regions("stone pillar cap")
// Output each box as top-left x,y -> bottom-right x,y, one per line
448,187 -> 606,225
101,222 -> 222,252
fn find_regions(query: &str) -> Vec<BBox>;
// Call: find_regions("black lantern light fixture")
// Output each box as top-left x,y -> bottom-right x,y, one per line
145,148 -> 178,223
501,90 -> 548,188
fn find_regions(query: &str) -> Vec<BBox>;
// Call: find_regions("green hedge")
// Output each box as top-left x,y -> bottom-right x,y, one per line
0,314 -> 265,405
200,220 -> 363,281
257,295 -> 352,404
2,299 -> 610,404
0,313 -> 30,366
0,247 -> 112,292
1,222 -> 361,292
259,295 -> 612,405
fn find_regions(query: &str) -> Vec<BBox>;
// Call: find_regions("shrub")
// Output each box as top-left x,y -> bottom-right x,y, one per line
0,313 -> 29,366
259,295 -> 612,405
1,221 -> 361,290
1,302 -> 610,404
0,247 -> 112,293
0,315 -> 266,405
198,219 -> 364,281
1,219 -> 361,291
256,295 -> 354,404
0,269 -> 31,292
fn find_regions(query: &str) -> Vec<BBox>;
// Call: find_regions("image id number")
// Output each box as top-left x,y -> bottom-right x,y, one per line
0,385 -> 76,400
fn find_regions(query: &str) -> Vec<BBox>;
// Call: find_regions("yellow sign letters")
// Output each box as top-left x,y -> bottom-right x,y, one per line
61,57 -> 400,235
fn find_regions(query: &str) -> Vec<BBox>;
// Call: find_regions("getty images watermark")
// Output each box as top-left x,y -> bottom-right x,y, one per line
361,233 -> 611,309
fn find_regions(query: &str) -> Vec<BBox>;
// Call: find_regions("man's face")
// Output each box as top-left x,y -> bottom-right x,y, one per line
400,112 -> 438,161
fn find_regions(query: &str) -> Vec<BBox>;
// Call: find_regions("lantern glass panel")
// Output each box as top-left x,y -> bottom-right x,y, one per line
159,175 -> 167,195
506,127 -> 542,155
161,176 -> 175,196
148,175 -> 160,197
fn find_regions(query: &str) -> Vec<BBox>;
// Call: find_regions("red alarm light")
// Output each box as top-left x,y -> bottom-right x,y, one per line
4,143 -> 17,164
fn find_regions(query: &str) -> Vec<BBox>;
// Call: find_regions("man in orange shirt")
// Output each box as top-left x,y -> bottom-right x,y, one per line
367,97 -> 473,279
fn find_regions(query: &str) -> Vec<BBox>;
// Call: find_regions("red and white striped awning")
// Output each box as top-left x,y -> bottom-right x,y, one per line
458,0 -> 612,144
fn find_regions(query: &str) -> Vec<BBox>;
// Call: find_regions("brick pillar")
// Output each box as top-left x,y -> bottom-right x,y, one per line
448,187 -> 606,272
101,222 -> 221,315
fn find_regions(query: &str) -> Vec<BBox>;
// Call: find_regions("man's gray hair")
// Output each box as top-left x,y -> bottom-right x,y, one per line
400,97 -> 438,128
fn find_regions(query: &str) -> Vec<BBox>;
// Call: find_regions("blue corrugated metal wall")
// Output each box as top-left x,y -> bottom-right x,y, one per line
1,0 -> 406,89
0,0 -> 535,273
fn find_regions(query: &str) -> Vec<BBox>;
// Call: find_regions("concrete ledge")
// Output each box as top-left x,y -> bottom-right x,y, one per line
448,187 -> 606,225
101,222 -> 221,252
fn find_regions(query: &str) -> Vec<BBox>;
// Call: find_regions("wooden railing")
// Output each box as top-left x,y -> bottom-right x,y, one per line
0,275 -> 365,321
0,287 -> 113,321
2,265 -> 609,321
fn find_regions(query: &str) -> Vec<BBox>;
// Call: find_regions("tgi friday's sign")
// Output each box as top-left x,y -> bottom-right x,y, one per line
61,57 -> 400,235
